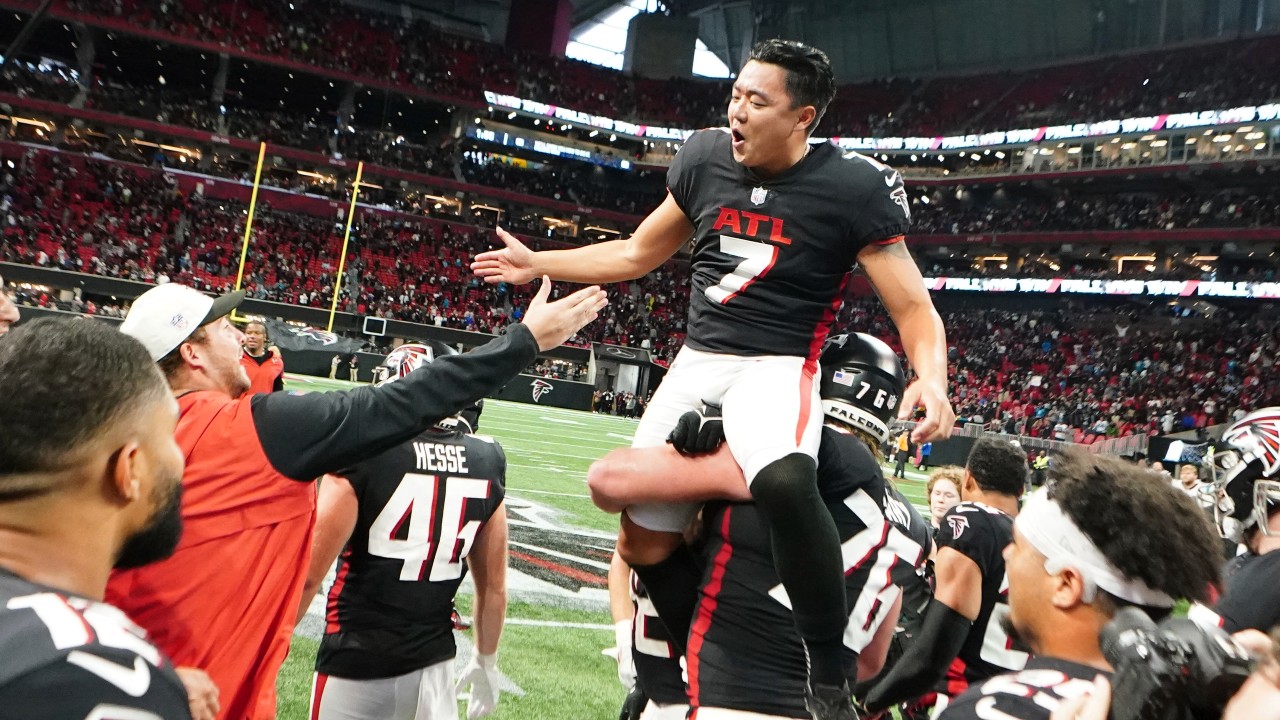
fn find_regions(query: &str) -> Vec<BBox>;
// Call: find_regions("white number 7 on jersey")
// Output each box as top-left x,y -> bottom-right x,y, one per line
705,235 -> 779,304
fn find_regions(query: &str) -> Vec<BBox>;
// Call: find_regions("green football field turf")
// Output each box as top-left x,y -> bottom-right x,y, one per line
276,374 -> 936,719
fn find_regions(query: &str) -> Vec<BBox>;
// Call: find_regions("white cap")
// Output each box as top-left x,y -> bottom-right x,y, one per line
120,283 -> 245,361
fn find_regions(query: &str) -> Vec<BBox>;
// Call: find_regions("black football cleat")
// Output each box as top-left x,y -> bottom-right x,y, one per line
805,682 -> 860,720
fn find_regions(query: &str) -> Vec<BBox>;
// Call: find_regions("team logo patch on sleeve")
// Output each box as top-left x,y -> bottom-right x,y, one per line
890,186 -> 911,221
948,515 -> 970,539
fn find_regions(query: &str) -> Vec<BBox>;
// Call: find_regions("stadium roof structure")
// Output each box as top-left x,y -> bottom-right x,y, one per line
567,0 -> 733,77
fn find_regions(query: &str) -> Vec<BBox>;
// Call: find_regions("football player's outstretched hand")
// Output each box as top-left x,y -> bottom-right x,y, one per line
457,653 -> 500,719
667,403 -> 724,454
472,228 -> 537,285
520,276 -> 608,351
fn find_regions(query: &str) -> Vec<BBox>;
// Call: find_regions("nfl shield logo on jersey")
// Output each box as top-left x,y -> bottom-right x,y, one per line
750,187 -> 768,205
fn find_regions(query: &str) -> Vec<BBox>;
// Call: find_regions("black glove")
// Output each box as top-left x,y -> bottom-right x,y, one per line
666,402 -> 724,454
618,686 -> 648,720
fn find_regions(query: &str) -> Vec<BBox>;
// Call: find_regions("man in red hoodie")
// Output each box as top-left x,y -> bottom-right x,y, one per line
110,279 -> 605,719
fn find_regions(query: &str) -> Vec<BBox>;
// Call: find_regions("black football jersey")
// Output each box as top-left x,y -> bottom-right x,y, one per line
629,574 -> 688,706
0,568 -> 191,719
937,657 -> 1104,720
668,129 -> 911,358
1215,549 -> 1280,633
316,428 -> 507,680
689,426 -> 929,717
934,502 -> 1028,698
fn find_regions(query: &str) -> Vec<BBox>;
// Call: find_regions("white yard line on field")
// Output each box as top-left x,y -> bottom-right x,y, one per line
508,488 -> 592,499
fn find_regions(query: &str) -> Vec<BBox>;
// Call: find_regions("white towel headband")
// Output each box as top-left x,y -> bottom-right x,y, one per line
1016,487 -> 1175,608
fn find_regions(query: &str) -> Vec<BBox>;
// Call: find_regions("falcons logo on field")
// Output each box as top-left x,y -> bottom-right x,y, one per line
948,515 -> 969,539
1223,410 -> 1280,477
530,379 -> 554,403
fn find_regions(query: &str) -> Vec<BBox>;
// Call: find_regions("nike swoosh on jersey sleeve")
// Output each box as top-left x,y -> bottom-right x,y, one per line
65,651 -> 152,697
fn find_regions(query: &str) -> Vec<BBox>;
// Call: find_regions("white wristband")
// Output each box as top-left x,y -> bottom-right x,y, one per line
476,653 -> 497,670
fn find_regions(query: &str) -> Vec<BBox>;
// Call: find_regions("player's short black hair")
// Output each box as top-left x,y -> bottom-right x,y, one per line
1046,450 -> 1220,604
0,318 -> 168,495
965,437 -> 1028,496
747,38 -> 836,132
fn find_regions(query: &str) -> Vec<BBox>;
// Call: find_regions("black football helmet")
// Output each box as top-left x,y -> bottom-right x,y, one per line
819,333 -> 906,444
1210,407 -> 1280,542
375,341 -> 483,432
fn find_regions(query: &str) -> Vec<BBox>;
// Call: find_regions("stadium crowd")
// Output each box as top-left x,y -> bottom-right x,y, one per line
15,0 -> 1275,138
838,297 -> 1280,443
0,65 -> 663,216
911,186 -> 1280,235
3,20 -> 1280,720
0,145 -> 689,358
6,139 -> 1278,446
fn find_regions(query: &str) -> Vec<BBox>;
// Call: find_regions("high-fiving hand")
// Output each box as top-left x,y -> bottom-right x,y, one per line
520,276 -> 609,351
472,228 -> 537,285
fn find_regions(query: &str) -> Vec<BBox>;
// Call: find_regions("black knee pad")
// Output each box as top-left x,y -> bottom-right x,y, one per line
748,453 -> 819,514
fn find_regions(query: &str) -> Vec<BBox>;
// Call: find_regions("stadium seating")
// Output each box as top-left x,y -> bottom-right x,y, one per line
26,0 -> 1280,136
0,144 -> 690,359
2,1 -> 1277,447
835,297 -> 1279,441
7,142 -> 1278,444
